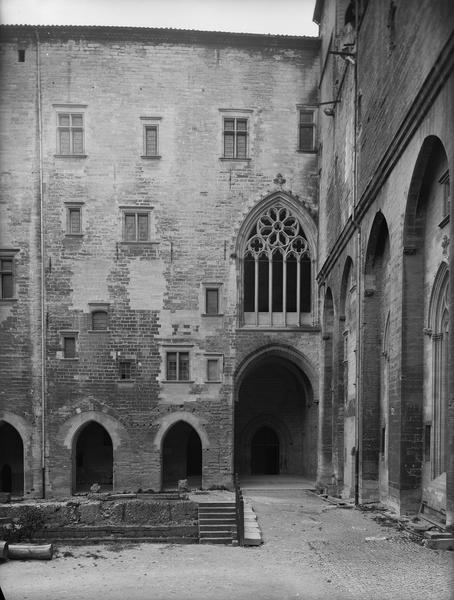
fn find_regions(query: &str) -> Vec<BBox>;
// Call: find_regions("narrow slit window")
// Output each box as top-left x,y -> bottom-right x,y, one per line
144,125 -> 158,156
18,49 -> 25,62
67,207 -> 82,234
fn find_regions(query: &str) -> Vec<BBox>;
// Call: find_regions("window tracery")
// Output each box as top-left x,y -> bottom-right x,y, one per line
243,205 -> 311,326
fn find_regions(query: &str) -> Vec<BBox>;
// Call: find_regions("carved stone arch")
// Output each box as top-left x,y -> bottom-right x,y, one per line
153,412 -> 210,451
240,414 -> 293,475
58,410 -> 130,451
404,136 -> 449,251
364,212 -> 390,293
0,412 -> 32,495
236,192 -> 318,326
0,411 -> 32,448
234,343 -> 317,404
235,191 -> 317,258
428,261 -> 449,331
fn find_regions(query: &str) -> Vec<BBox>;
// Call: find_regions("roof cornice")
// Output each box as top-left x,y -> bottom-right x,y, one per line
0,24 -> 320,50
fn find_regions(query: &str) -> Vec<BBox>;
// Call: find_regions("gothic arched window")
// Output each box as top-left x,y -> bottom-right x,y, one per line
428,265 -> 449,478
243,205 -> 311,326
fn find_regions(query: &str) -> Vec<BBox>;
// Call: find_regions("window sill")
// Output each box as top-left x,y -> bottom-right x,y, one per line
162,380 -> 194,384
119,241 -> 159,245
88,329 -> 110,333
60,358 -> 79,361
117,379 -> 135,384
141,155 -> 162,160
65,233 -> 84,238
0,298 -> 18,303
219,157 -> 251,162
205,380 -> 222,384
438,215 -> 450,229
297,149 -> 318,154
201,313 -> 224,317
54,154 -> 87,158
238,324 -> 321,332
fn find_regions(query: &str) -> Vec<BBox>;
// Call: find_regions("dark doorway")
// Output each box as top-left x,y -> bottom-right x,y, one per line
162,421 -> 202,489
74,422 -> 113,493
251,426 -> 280,474
0,422 -> 24,495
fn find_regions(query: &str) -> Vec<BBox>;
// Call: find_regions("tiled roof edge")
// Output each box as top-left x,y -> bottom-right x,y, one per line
0,24 -> 320,48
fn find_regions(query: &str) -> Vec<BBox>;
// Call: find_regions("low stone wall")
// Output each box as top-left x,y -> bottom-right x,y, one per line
0,495 -> 198,542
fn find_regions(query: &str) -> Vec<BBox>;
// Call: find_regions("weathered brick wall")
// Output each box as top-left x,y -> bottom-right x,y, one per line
357,0 -> 454,199
0,26 -> 321,497
316,0 -> 454,517
0,39 -> 44,496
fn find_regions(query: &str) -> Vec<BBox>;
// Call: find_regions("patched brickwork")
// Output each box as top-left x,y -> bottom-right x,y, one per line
0,26 -> 320,498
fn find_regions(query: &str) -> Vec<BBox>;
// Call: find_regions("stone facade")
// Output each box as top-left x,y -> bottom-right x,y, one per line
1,1 -> 453,527
0,26 -> 320,498
315,0 -> 454,526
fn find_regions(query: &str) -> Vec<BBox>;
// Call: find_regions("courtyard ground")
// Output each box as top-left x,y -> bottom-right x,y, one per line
0,488 -> 453,600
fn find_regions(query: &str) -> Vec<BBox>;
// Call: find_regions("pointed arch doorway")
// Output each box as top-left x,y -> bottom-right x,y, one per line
234,348 -> 318,483
73,421 -> 113,493
0,422 -> 24,495
162,421 -> 202,490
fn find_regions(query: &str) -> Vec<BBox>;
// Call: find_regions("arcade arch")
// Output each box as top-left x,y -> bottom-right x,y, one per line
234,346 -> 317,479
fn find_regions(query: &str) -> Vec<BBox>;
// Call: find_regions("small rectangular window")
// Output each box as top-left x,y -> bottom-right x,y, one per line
144,125 -> 158,156
223,118 -> 248,159
207,358 -> 220,382
206,288 -> 219,315
298,109 -> 316,152
123,211 -> 149,242
57,113 -> 85,155
0,258 -> 14,299
166,351 -> 190,381
66,206 -> 82,235
119,361 -> 131,380
18,49 -> 25,62
92,311 -> 108,331
64,336 -> 76,359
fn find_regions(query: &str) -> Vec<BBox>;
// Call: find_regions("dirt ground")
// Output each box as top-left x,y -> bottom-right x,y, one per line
1,489 -> 453,600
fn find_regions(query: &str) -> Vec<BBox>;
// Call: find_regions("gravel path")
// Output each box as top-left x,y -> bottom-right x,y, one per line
1,490 -> 452,600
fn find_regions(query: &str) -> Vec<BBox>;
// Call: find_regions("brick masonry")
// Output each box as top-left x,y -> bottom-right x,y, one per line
315,0 -> 454,524
0,26 -> 321,498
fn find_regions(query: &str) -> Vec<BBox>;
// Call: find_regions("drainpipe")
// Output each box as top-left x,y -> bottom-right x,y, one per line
352,0 -> 361,506
35,28 -> 46,499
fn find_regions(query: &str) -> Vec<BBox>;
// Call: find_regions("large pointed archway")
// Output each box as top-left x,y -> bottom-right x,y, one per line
234,346 -> 317,480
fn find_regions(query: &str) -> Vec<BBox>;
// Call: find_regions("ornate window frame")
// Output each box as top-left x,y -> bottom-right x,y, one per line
236,192 -> 317,328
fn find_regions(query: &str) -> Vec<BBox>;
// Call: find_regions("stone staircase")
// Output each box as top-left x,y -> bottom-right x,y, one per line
198,502 -> 237,545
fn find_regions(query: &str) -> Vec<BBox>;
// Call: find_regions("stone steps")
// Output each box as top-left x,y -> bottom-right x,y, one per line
197,502 -> 237,545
